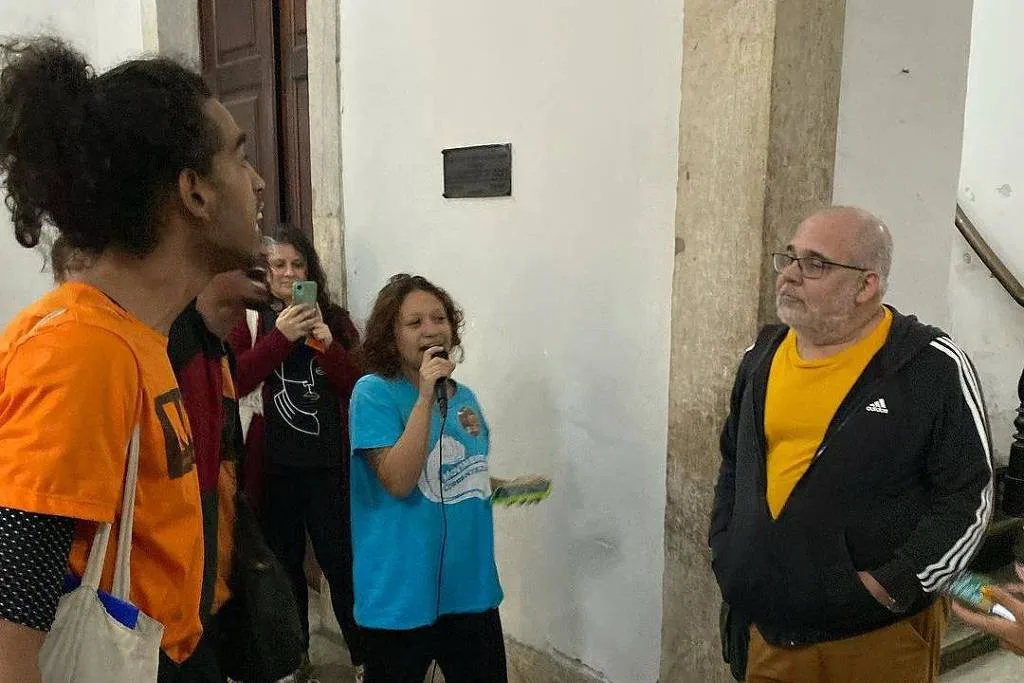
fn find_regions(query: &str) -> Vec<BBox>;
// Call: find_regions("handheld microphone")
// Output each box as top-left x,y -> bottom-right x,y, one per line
434,349 -> 450,419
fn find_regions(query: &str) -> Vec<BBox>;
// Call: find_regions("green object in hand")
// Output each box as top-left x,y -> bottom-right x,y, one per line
292,280 -> 317,306
491,477 -> 552,506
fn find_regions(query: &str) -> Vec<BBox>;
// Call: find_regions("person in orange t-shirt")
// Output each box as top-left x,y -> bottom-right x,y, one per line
0,37 -> 264,682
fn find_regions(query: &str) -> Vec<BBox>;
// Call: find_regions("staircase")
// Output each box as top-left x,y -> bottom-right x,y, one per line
940,505 -> 1020,672
940,206 -> 1024,674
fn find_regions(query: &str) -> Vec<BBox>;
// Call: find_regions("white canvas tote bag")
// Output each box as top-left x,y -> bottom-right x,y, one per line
39,424 -> 165,682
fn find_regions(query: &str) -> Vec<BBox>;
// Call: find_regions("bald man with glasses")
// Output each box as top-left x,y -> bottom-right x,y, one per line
710,206 -> 994,682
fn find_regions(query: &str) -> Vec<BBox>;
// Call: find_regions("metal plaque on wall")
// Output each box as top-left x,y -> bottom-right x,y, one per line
442,143 -> 512,198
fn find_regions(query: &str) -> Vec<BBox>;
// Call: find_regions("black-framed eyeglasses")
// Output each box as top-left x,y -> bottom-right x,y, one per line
771,252 -> 870,279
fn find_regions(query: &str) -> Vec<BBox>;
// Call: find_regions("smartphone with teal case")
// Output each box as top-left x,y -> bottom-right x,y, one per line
292,280 -> 317,307
945,570 -> 1017,621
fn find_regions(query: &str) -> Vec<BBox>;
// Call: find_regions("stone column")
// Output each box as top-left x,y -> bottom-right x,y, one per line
303,0 -> 350,641
307,0 -> 349,304
660,1 -> 846,680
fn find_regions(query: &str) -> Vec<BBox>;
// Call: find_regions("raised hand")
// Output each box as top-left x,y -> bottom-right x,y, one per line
275,304 -> 318,342
417,346 -> 455,401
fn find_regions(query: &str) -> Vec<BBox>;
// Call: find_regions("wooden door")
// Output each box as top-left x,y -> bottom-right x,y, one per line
198,0 -> 282,230
277,0 -> 313,237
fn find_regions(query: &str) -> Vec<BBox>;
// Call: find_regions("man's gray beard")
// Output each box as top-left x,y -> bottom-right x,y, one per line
778,301 -> 850,347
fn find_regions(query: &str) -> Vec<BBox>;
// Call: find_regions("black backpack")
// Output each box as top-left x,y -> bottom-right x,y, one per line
216,492 -> 304,683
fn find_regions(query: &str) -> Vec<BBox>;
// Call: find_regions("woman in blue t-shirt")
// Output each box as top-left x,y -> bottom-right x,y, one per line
349,274 -> 506,683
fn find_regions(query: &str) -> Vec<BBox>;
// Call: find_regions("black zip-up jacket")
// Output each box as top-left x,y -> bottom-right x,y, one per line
709,307 -> 993,647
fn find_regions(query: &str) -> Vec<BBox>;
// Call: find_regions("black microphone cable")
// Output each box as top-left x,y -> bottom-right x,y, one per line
431,376 -> 449,683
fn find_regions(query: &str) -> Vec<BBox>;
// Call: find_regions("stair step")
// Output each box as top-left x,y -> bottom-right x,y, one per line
940,613 -> 999,673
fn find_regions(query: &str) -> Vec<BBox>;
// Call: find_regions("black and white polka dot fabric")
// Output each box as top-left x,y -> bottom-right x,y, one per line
0,506 -> 73,630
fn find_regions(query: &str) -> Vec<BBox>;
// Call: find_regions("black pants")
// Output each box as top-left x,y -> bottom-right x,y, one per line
261,465 -> 366,666
157,618 -> 225,683
362,609 -> 507,683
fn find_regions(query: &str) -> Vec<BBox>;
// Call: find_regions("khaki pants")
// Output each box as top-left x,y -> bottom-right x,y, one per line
747,600 -> 947,683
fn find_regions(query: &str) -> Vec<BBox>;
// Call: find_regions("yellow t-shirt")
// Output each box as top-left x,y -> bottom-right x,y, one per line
0,282 -> 204,662
764,308 -> 893,518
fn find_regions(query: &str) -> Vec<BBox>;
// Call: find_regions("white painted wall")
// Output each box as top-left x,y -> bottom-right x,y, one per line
951,0 -> 1024,464
0,1 -> 148,326
339,1 -> 683,680
833,0 -> 1024,461
0,2 -> 95,326
832,0 -> 974,330
92,0 -> 147,71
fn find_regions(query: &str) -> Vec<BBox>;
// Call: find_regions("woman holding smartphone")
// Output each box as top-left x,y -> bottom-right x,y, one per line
350,274 -> 506,682
227,227 -> 366,680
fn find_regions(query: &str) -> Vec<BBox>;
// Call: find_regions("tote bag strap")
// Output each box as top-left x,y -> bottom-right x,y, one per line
246,308 -> 258,349
23,309 -> 143,600
241,308 -> 264,419
111,424 -> 141,599
79,423 -> 142,601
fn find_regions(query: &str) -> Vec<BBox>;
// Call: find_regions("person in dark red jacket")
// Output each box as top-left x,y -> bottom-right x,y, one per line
165,269 -> 268,682
226,227 -> 365,680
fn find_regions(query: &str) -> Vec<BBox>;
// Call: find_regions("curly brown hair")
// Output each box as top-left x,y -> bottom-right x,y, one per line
49,234 -> 91,283
0,37 -> 218,255
359,274 -> 465,378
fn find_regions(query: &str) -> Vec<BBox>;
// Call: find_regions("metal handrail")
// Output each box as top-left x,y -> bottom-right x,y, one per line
955,203 -> 1024,308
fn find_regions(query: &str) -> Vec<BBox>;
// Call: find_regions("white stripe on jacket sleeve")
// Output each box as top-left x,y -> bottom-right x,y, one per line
917,337 -> 994,592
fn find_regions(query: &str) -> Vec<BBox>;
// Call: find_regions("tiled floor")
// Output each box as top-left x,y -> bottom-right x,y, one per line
306,591 -> 1024,683
307,597 -> 358,683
